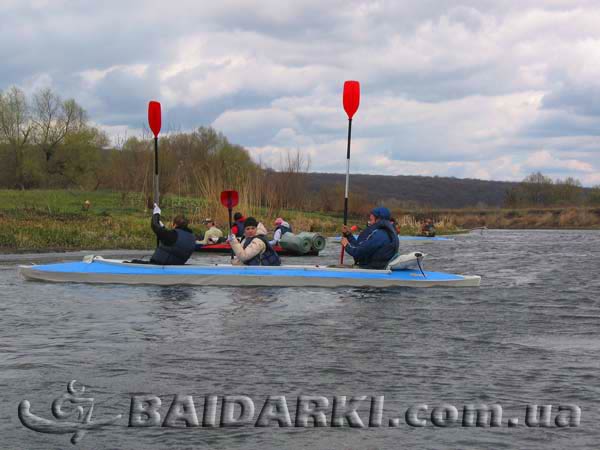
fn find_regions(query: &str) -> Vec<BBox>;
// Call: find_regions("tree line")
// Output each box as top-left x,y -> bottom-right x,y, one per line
2,86 -> 598,213
504,172 -> 600,208
0,86 -> 108,189
0,87 -> 314,217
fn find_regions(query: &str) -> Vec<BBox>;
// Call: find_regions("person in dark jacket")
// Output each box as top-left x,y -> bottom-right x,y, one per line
149,203 -> 196,265
341,206 -> 400,269
231,212 -> 246,238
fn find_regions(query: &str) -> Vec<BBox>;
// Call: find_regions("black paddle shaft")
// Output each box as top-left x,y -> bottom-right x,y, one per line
154,136 -> 159,248
228,207 -> 234,260
343,118 -> 352,226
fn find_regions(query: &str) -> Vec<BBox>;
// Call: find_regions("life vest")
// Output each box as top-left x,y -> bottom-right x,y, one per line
234,219 -> 246,238
275,224 -> 292,236
151,228 -> 196,265
354,220 -> 400,269
242,236 -> 281,266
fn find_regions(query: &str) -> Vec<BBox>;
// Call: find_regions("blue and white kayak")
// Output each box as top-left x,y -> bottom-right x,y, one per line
331,235 -> 454,243
19,256 -> 480,288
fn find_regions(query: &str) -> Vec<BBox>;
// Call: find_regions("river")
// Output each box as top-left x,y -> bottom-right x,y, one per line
1,230 -> 599,449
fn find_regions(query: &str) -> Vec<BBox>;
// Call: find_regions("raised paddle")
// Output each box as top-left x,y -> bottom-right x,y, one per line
340,80 -> 360,264
220,190 -> 239,260
148,101 -> 161,247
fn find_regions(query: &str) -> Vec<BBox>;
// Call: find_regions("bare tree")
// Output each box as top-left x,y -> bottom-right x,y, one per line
0,86 -> 34,188
32,88 -> 87,164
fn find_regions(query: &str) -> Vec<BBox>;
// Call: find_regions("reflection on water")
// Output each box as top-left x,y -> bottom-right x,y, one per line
1,230 -> 600,449
153,286 -> 198,303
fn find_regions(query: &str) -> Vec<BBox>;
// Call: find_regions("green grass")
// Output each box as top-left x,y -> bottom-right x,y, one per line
0,190 -> 157,252
0,189 -> 345,252
0,189 -> 473,252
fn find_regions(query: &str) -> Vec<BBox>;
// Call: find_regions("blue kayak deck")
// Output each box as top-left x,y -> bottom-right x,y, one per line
31,260 -> 465,281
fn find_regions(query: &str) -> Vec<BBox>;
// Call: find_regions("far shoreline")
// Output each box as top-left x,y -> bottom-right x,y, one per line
2,228 -> 600,256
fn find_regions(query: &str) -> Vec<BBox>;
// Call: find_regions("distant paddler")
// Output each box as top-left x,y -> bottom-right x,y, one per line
269,217 -> 292,246
195,218 -> 224,247
231,212 -> 246,238
419,218 -> 436,237
390,217 -> 402,235
341,207 -> 399,269
148,203 -> 196,265
227,217 -> 281,266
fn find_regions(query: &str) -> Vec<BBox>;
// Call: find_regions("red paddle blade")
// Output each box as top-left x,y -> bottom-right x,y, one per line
148,101 -> 161,138
220,190 -> 239,209
343,81 -> 360,119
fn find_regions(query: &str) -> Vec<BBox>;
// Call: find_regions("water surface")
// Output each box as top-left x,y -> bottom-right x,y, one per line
1,230 -> 599,449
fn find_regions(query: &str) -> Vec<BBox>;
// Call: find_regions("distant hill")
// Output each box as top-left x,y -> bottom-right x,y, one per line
304,173 -> 520,208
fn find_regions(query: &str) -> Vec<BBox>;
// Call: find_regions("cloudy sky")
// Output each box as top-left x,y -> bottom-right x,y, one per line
2,1 -> 600,185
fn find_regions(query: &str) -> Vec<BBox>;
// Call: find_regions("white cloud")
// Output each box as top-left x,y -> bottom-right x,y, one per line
2,1 -> 600,185
524,150 -> 594,173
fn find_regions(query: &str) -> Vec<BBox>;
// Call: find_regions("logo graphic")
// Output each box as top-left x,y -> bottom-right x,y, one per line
18,380 -> 122,444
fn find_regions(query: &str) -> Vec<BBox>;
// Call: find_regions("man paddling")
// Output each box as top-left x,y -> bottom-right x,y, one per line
196,218 -> 224,246
149,203 -> 196,265
228,217 -> 281,266
341,207 -> 399,269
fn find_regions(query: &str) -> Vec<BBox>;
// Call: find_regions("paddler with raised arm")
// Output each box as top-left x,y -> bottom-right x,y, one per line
341,206 -> 399,269
149,203 -> 196,265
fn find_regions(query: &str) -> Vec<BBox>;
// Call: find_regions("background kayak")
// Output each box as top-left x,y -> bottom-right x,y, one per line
195,242 -> 319,256
330,235 -> 454,243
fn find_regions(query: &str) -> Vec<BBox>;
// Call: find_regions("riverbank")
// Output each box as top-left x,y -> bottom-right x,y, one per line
0,190 -> 598,252
0,190 -> 342,252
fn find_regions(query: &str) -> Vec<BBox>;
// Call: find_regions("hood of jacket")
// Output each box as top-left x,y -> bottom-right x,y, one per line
256,222 -> 268,236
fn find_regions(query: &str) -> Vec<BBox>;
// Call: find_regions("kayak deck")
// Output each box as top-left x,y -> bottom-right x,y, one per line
19,258 -> 480,288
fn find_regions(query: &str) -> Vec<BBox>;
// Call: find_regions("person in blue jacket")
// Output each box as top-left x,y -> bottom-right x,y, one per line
341,206 -> 400,269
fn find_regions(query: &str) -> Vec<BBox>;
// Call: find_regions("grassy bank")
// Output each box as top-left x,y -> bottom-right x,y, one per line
0,190 -> 345,252
1,190 -> 598,253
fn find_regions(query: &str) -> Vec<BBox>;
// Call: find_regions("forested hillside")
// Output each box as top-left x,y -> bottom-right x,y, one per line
303,173 -> 519,209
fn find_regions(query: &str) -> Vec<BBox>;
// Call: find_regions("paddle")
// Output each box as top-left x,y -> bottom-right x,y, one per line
340,80 -> 360,264
148,101 -> 161,246
220,190 -> 239,259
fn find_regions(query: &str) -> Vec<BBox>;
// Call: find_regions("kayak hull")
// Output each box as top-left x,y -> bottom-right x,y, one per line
196,243 -> 319,256
19,258 -> 480,288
